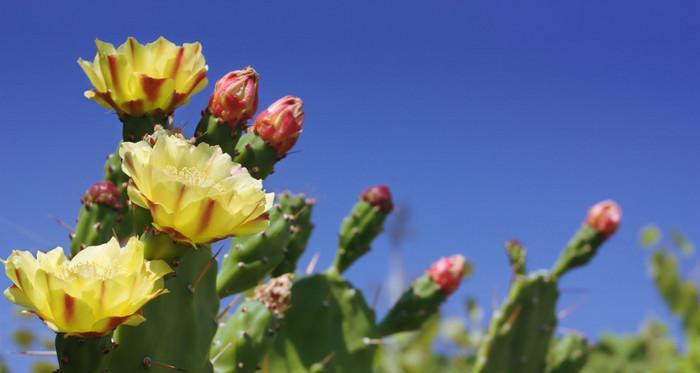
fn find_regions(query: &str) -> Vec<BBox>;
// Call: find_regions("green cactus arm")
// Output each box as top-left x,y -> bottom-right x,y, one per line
272,192 -> 315,276
546,333 -> 589,373
376,275 -> 445,337
211,300 -> 279,373
194,111 -> 245,159
551,225 -> 606,279
54,333 -> 115,373
217,205 -> 291,298
108,233 -> 220,373
649,249 -> 700,330
332,200 -> 390,274
474,273 -> 559,373
70,203 -> 121,256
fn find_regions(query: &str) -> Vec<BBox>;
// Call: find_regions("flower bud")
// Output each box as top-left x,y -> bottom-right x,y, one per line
81,181 -> 122,209
361,185 -> 393,213
586,200 -> 622,238
427,255 -> 467,295
252,96 -> 304,156
208,67 -> 259,125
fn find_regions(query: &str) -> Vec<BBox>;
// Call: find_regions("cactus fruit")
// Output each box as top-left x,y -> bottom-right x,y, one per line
377,255 -> 468,337
332,185 -> 393,274
212,275 -> 292,373
272,192 -> 316,276
231,132 -> 280,179
217,204 -> 291,298
546,333 -> 589,373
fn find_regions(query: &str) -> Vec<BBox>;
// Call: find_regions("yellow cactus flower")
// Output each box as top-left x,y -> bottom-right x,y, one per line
2,237 -> 171,336
120,133 -> 274,244
78,37 -> 208,117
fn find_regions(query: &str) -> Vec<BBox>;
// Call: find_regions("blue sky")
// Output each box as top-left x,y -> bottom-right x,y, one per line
0,0 -> 699,370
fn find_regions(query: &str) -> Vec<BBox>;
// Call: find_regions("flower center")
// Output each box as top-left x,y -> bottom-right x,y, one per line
163,165 -> 224,192
63,261 -> 116,281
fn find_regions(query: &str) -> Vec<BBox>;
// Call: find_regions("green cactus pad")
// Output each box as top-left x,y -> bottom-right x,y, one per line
211,300 -> 279,373
376,275 -> 445,337
232,132 -> 279,180
217,206 -> 291,298
268,272 -> 377,372
333,200 -> 390,274
546,333 -> 589,373
55,333 -> 114,373
474,272 -> 559,373
108,236 -> 219,373
272,192 -> 315,276
195,111 -> 244,159
551,225 -> 606,279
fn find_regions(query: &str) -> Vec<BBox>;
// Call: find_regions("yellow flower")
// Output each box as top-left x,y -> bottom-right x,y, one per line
120,133 -> 274,244
2,237 -> 171,336
78,37 -> 208,117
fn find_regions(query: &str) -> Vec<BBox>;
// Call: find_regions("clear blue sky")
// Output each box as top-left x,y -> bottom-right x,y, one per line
1,0 -> 699,370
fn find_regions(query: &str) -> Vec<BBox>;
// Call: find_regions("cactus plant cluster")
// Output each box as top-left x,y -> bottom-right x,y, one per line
0,37 -> 470,373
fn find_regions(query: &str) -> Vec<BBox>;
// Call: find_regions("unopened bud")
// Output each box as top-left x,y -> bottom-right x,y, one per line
208,67 -> 259,125
361,185 -> 393,213
81,181 -> 122,209
427,255 -> 467,295
586,200 -> 622,238
252,96 -> 304,156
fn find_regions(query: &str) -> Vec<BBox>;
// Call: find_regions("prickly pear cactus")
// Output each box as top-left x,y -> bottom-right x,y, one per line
271,192 -> 315,276
108,234 -> 220,373
217,205 -> 291,298
268,272 -> 378,373
546,333 -> 589,373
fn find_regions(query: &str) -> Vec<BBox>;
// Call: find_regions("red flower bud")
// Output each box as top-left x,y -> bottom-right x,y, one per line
586,200 -> 622,238
252,96 -> 304,156
208,67 -> 259,125
81,181 -> 122,209
361,185 -> 393,213
427,255 -> 466,295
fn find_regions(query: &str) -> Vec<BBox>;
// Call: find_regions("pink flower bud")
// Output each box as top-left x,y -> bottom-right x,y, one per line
361,185 -> 393,213
81,181 -> 122,209
208,67 -> 259,125
427,255 -> 466,295
586,200 -> 622,238
252,96 -> 304,156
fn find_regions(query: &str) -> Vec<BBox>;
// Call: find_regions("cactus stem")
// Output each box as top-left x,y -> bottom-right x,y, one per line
188,246 -> 223,293
503,304 -> 523,332
305,252 -> 321,275
216,294 -> 244,322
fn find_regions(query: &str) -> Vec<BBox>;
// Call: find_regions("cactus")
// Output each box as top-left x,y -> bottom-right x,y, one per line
272,192 -> 315,276
1,35 -> 636,373
546,333 -> 589,373
108,233 -> 220,373
268,272 -> 378,373
217,205 -> 291,298
332,185 -> 393,274
55,334 -> 115,373
212,274 -> 292,373
474,201 -> 621,373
